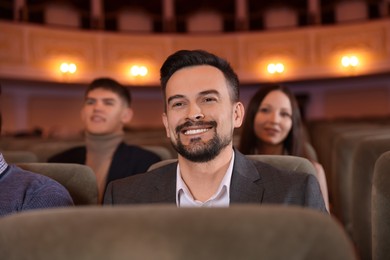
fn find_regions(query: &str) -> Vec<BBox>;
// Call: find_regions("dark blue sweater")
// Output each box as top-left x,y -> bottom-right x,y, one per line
0,160 -> 74,217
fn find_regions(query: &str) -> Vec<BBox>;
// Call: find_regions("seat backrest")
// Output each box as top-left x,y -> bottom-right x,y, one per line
117,8 -> 153,32
335,0 -> 368,23
0,205 -> 357,260
141,145 -> 175,160
263,6 -> 298,29
350,133 -> 390,260
29,141 -> 84,162
246,154 -> 317,175
44,2 -> 80,27
148,158 -> 176,171
372,151 -> 390,260
16,163 -> 98,205
330,127 -> 390,230
2,150 -> 38,163
187,9 -> 223,33
148,155 -> 317,176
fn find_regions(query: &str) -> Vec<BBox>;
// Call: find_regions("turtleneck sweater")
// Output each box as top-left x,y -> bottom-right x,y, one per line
85,132 -> 123,203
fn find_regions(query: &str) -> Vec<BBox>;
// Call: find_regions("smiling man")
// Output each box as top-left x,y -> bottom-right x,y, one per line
103,50 -> 327,212
49,78 -> 161,203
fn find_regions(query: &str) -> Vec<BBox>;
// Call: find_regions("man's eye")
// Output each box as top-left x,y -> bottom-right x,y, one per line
204,97 -> 216,102
172,102 -> 183,108
85,100 -> 94,105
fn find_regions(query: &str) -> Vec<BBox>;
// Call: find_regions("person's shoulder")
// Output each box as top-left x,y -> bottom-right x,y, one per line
243,156 -> 326,212
246,156 -> 310,182
48,146 -> 86,163
104,161 -> 177,203
116,161 -> 175,182
110,161 -> 175,188
4,165 -> 73,197
8,164 -> 63,186
0,165 -> 73,215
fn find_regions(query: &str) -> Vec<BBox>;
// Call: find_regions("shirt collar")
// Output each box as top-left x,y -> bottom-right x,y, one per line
176,151 -> 235,207
0,153 -> 9,176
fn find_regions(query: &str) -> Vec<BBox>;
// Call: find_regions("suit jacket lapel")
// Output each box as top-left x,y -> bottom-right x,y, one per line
230,151 -> 264,204
152,162 -> 177,203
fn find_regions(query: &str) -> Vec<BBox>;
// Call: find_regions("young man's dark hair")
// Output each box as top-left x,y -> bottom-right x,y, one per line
86,78 -> 132,107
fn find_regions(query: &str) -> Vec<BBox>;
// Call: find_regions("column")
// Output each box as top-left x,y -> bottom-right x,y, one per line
235,0 -> 249,31
13,0 -> 26,21
90,0 -> 104,29
380,0 -> 390,16
162,0 -> 176,32
308,0 -> 321,25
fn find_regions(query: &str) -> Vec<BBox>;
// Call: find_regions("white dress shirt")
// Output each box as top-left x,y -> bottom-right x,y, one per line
0,153 -> 8,177
176,152 -> 235,207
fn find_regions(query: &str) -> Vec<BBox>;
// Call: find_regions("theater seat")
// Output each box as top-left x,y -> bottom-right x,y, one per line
372,151 -> 390,260
186,9 -> 223,33
16,163 -> 98,205
246,154 -> 317,175
0,205 -> 356,260
350,134 -> 390,259
2,150 -> 38,163
263,6 -> 298,29
141,145 -> 174,160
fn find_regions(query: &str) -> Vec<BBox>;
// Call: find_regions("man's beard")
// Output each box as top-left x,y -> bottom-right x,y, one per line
171,120 -> 231,163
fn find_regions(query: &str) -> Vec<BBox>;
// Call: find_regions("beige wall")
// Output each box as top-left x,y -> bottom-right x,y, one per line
2,75 -> 390,134
324,87 -> 390,118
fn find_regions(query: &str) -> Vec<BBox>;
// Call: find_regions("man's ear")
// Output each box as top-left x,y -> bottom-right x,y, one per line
121,107 -> 133,124
162,112 -> 170,138
233,102 -> 245,128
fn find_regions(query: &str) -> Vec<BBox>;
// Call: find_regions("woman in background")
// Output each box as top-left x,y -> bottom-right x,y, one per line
239,85 -> 329,211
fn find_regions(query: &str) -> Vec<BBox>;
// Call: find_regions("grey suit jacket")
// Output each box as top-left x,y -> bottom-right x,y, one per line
104,151 -> 327,213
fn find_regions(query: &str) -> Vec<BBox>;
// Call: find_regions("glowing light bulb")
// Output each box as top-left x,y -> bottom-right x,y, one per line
130,65 -> 140,76
275,63 -> 284,73
267,63 -> 285,74
130,65 -> 148,76
341,56 -> 359,68
341,56 -> 350,67
267,64 -> 276,74
60,63 -> 69,73
68,63 -> 77,74
60,62 -> 77,74
349,56 -> 359,67
139,66 -> 148,76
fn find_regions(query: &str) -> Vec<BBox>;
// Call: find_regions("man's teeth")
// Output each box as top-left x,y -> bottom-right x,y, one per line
91,116 -> 104,121
184,128 -> 208,135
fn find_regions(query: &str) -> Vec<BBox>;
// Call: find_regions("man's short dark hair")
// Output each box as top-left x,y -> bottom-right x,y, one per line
160,50 -> 240,105
85,78 -> 131,106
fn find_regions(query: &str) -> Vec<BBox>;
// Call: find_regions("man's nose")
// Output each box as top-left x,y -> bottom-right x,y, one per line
187,105 -> 204,121
92,101 -> 103,110
192,113 -> 205,120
